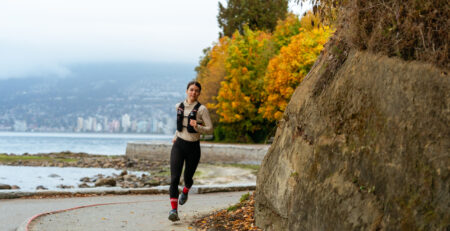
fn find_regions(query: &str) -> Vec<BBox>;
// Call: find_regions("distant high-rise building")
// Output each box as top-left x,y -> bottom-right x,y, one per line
121,114 -> 131,132
92,118 -> 97,132
137,121 -> 148,133
151,118 -> 158,133
131,120 -> 137,132
96,123 -> 103,132
103,117 -> 108,132
83,117 -> 94,132
76,117 -> 84,132
13,120 -> 27,132
112,119 -> 120,132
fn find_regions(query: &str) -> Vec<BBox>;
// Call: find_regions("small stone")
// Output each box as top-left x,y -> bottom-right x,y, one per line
95,178 -> 116,187
11,185 -> 20,189
120,170 -> 128,176
0,184 -> 12,190
57,184 -> 74,189
80,177 -> 91,182
48,174 -> 61,178
144,180 -> 161,187
123,175 -> 133,181
36,185 -> 48,190
78,183 -> 91,188
126,160 -> 134,167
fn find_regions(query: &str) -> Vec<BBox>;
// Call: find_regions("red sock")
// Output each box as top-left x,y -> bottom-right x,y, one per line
182,187 -> 190,194
170,198 -> 178,210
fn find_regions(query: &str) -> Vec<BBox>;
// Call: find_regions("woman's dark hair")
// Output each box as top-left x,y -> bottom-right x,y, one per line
186,81 -> 202,92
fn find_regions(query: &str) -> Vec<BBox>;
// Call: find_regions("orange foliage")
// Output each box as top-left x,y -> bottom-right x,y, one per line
196,37 -> 230,123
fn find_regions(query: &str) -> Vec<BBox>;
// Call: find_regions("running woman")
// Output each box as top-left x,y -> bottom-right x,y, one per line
168,81 -> 213,222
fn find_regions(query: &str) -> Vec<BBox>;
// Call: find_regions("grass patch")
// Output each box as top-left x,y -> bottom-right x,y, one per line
0,154 -> 77,163
152,167 -> 171,177
240,192 -> 250,203
194,170 -> 204,177
227,204 -> 238,212
225,192 -> 250,212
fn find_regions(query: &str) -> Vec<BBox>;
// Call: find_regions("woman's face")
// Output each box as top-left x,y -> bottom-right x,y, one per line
186,84 -> 201,102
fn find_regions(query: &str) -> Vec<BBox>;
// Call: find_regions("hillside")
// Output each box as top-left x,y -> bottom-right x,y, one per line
0,62 -> 194,131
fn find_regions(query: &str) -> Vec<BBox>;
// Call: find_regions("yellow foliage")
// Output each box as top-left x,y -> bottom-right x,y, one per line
196,36 -> 230,123
213,27 -> 274,126
259,26 -> 333,121
300,11 -> 322,31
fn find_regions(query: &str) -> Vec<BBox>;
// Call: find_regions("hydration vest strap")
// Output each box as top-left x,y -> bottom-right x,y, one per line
176,102 -> 202,133
187,102 -> 202,133
176,102 -> 184,132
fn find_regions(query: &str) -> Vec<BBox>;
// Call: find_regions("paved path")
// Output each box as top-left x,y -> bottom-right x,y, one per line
1,191 -> 249,231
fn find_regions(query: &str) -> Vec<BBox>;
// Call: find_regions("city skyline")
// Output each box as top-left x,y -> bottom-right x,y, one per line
0,62 -> 192,135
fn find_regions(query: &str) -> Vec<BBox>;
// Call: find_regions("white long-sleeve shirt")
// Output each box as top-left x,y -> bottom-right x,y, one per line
173,100 -> 213,142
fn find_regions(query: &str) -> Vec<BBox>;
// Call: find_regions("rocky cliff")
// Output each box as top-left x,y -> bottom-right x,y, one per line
255,49 -> 449,230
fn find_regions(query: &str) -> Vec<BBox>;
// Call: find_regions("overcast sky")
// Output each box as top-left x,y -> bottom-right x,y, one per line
0,0 -> 310,79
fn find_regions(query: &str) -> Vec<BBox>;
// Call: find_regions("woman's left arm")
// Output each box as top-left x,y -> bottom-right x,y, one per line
196,106 -> 213,134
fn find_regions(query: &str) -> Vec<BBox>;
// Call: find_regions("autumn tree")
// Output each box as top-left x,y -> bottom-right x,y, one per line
212,27 -> 275,142
259,16 -> 333,121
217,0 -> 289,37
195,37 -> 230,124
271,13 -> 302,51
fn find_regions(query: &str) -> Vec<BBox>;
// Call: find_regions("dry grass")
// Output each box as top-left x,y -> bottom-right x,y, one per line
302,0 -> 449,69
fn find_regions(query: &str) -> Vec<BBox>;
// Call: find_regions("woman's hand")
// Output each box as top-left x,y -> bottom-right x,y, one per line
189,119 -> 197,128
172,137 -> 177,143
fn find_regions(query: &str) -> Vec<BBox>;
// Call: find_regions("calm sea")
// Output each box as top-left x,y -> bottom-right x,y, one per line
0,132 -> 172,155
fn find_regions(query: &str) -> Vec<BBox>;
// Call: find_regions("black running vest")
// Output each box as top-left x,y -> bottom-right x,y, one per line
177,102 -> 202,133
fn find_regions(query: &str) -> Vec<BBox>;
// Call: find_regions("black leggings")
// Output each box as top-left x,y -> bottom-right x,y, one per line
169,137 -> 201,198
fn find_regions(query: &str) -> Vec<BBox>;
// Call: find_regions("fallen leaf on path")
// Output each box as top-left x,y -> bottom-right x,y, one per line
191,193 -> 261,231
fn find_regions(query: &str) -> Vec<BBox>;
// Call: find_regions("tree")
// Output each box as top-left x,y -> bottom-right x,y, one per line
217,0 -> 289,37
272,13 -> 303,51
212,26 -> 275,142
259,22 -> 333,121
195,37 -> 231,124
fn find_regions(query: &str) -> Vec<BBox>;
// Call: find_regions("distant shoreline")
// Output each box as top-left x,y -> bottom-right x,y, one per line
0,131 -> 173,139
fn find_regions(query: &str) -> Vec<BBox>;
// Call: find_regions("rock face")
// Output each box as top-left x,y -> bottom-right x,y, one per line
255,50 -> 449,230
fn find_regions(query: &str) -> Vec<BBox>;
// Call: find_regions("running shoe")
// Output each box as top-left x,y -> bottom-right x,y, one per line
179,192 -> 188,205
168,209 -> 180,221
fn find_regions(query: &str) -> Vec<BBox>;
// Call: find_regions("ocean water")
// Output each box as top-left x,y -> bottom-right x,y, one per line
0,132 -> 172,155
0,165 -> 147,191
0,132 -> 170,191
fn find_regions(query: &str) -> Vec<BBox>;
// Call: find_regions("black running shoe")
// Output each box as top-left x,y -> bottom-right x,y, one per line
179,192 -> 188,205
168,209 -> 180,222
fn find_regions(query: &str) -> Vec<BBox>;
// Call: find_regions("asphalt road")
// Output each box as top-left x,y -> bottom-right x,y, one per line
0,191 -> 249,231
